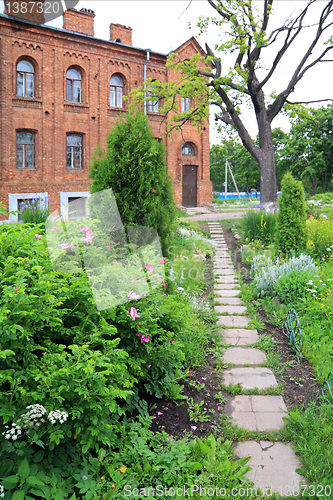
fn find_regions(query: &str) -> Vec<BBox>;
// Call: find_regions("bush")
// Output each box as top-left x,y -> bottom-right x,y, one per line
240,209 -> 278,246
306,218 -> 333,260
252,253 -> 318,298
89,111 -> 177,255
276,173 -> 307,254
18,197 -> 49,224
275,269 -> 324,305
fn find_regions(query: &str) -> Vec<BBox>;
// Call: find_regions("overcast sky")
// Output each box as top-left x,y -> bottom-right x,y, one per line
2,0 -> 332,143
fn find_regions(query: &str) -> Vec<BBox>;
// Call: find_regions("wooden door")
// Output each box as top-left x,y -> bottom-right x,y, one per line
182,165 -> 197,207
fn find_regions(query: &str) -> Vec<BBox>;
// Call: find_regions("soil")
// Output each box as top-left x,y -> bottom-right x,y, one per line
145,222 -> 322,439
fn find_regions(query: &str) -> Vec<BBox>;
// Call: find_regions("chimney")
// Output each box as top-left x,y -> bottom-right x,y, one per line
110,23 -> 132,46
63,8 -> 95,37
4,0 -> 45,23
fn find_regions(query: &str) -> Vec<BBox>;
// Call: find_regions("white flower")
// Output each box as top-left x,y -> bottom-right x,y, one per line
48,410 -> 69,425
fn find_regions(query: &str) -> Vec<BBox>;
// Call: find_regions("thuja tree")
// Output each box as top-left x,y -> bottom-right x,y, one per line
89,111 -> 177,254
276,172 -> 307,255
132,0 -> 333,210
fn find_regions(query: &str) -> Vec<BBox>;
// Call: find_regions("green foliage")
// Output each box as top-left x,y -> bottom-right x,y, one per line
275,270 -> 324,305
306,218 -> 333,261
89,112 -> 177,255
276,173 -> 307,254
285,402 -> 333,495
0,202 -> 7,217
240,210 -> 278,246
283,104 -> 333,194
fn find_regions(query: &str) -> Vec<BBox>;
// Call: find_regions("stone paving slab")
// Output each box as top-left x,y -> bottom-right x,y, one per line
222,347 -> 267,365
215,297 -> 243,305
215,288 -> 241,297
218,315 -> 251,328
225,395 -> 287,431
223,328 -> 259,345
222,367 -> 278,389
234,441 -> 304,494
214,264 -> 234,270
214,268 -> 236,275
215,305 -> 247,314
215,284 -> 239,290
215,276 -> 238,284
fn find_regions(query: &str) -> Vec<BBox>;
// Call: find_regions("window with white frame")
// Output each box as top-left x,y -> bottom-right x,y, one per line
110,75 -> 124,108
8,192 -> 48,223
60,192 -> 90,221
147,86 -> 159,113
181,97 -> 191,112
66,68 -> 82,103
17,60 -> 34,98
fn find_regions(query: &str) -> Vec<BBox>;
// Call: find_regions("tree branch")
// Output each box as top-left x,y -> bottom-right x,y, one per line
286,98 -> 333,105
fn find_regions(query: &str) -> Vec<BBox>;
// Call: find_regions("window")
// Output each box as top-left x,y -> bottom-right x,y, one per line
181,97 -> 191,112
66,134 -> 83,169
60,191 -> 90,221
66,68 -> 82,103
17,60 -> 34,98
182,142 -> 196,156
68,197 -> 87,220
8,192 -> 48,223
147,87 -> 159,113
110,75 -> 124,108
17,131 -> 36,169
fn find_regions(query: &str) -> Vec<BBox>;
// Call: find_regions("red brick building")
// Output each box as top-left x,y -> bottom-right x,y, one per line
0,3 -> 212,221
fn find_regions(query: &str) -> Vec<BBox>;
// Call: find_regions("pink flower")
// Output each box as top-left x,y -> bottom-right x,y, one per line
14,286 -> 18,291
148,365 -> 151,368
51,226 -> 58,231
145,264 -> 154,273
81,232 -> 94,244
162,281 -> 166,287
33,234 -> 42,239
106,245 -> 112,250
191,426 -> 197,431
130,307 -> 140,321
187,370 -> 193,376
135,332 -> 141,337
141,335 -> 150,343
128,291 -> 141,300
157,412 -> 163,416
159,259 -> 166,264
59,242 -> 74,250
79,226 -> 90,234
162,293 -> 166,296
197,381 -> 201,385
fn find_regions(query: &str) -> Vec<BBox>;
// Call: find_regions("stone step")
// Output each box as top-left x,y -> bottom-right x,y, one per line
214,268 -> 236,275
215,297 -> 243,306
222,346 -> 267,365
215,305 -> 247,314
215,284 -> 239,290
234,441 -> 304,495
225,395 -> 287,431
215,288 -> 241,297
215,276 -> 239,284
218,315 -> 250,328
223,328 -> 258,345
221,367 -> 278,390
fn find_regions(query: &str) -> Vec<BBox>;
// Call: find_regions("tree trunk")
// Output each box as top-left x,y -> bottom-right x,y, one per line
311,177 -> 318,196
322,171 -> 327,193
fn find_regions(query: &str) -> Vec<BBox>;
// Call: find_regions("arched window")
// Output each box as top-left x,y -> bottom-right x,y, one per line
182,142 -> 196,156
147,86 -> 159,113
66,68 -> 82,103
17,60 -> 34,98
110,75 -> 124,108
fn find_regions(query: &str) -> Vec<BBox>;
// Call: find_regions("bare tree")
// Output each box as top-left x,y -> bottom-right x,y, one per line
203,0 -> 333,208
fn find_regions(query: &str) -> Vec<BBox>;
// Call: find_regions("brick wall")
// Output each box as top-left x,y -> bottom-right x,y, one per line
0,12 -> 212,220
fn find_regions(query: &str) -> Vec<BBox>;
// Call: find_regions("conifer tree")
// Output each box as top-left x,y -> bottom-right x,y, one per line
89,112 -> 176,254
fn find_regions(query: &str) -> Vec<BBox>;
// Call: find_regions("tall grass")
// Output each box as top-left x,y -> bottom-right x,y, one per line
240,210 -> 278,246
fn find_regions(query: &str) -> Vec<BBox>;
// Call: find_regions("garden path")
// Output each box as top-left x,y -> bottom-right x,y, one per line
208,222 -> 305,497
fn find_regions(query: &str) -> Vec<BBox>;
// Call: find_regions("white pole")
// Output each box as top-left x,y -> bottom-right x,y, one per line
225,158 -> 228,200
227,159 -> 240,198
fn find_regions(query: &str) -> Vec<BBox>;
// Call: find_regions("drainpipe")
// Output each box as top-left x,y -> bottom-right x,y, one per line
144,49 -> 151,115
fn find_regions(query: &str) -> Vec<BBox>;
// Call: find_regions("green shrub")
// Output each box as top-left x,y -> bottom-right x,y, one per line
89,111 -> 177,255
240,209 -> 278,246
276,173 -> 307,254
18,197 -> 49,224
275,269 -> 323,305
306,218 -> 333,260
